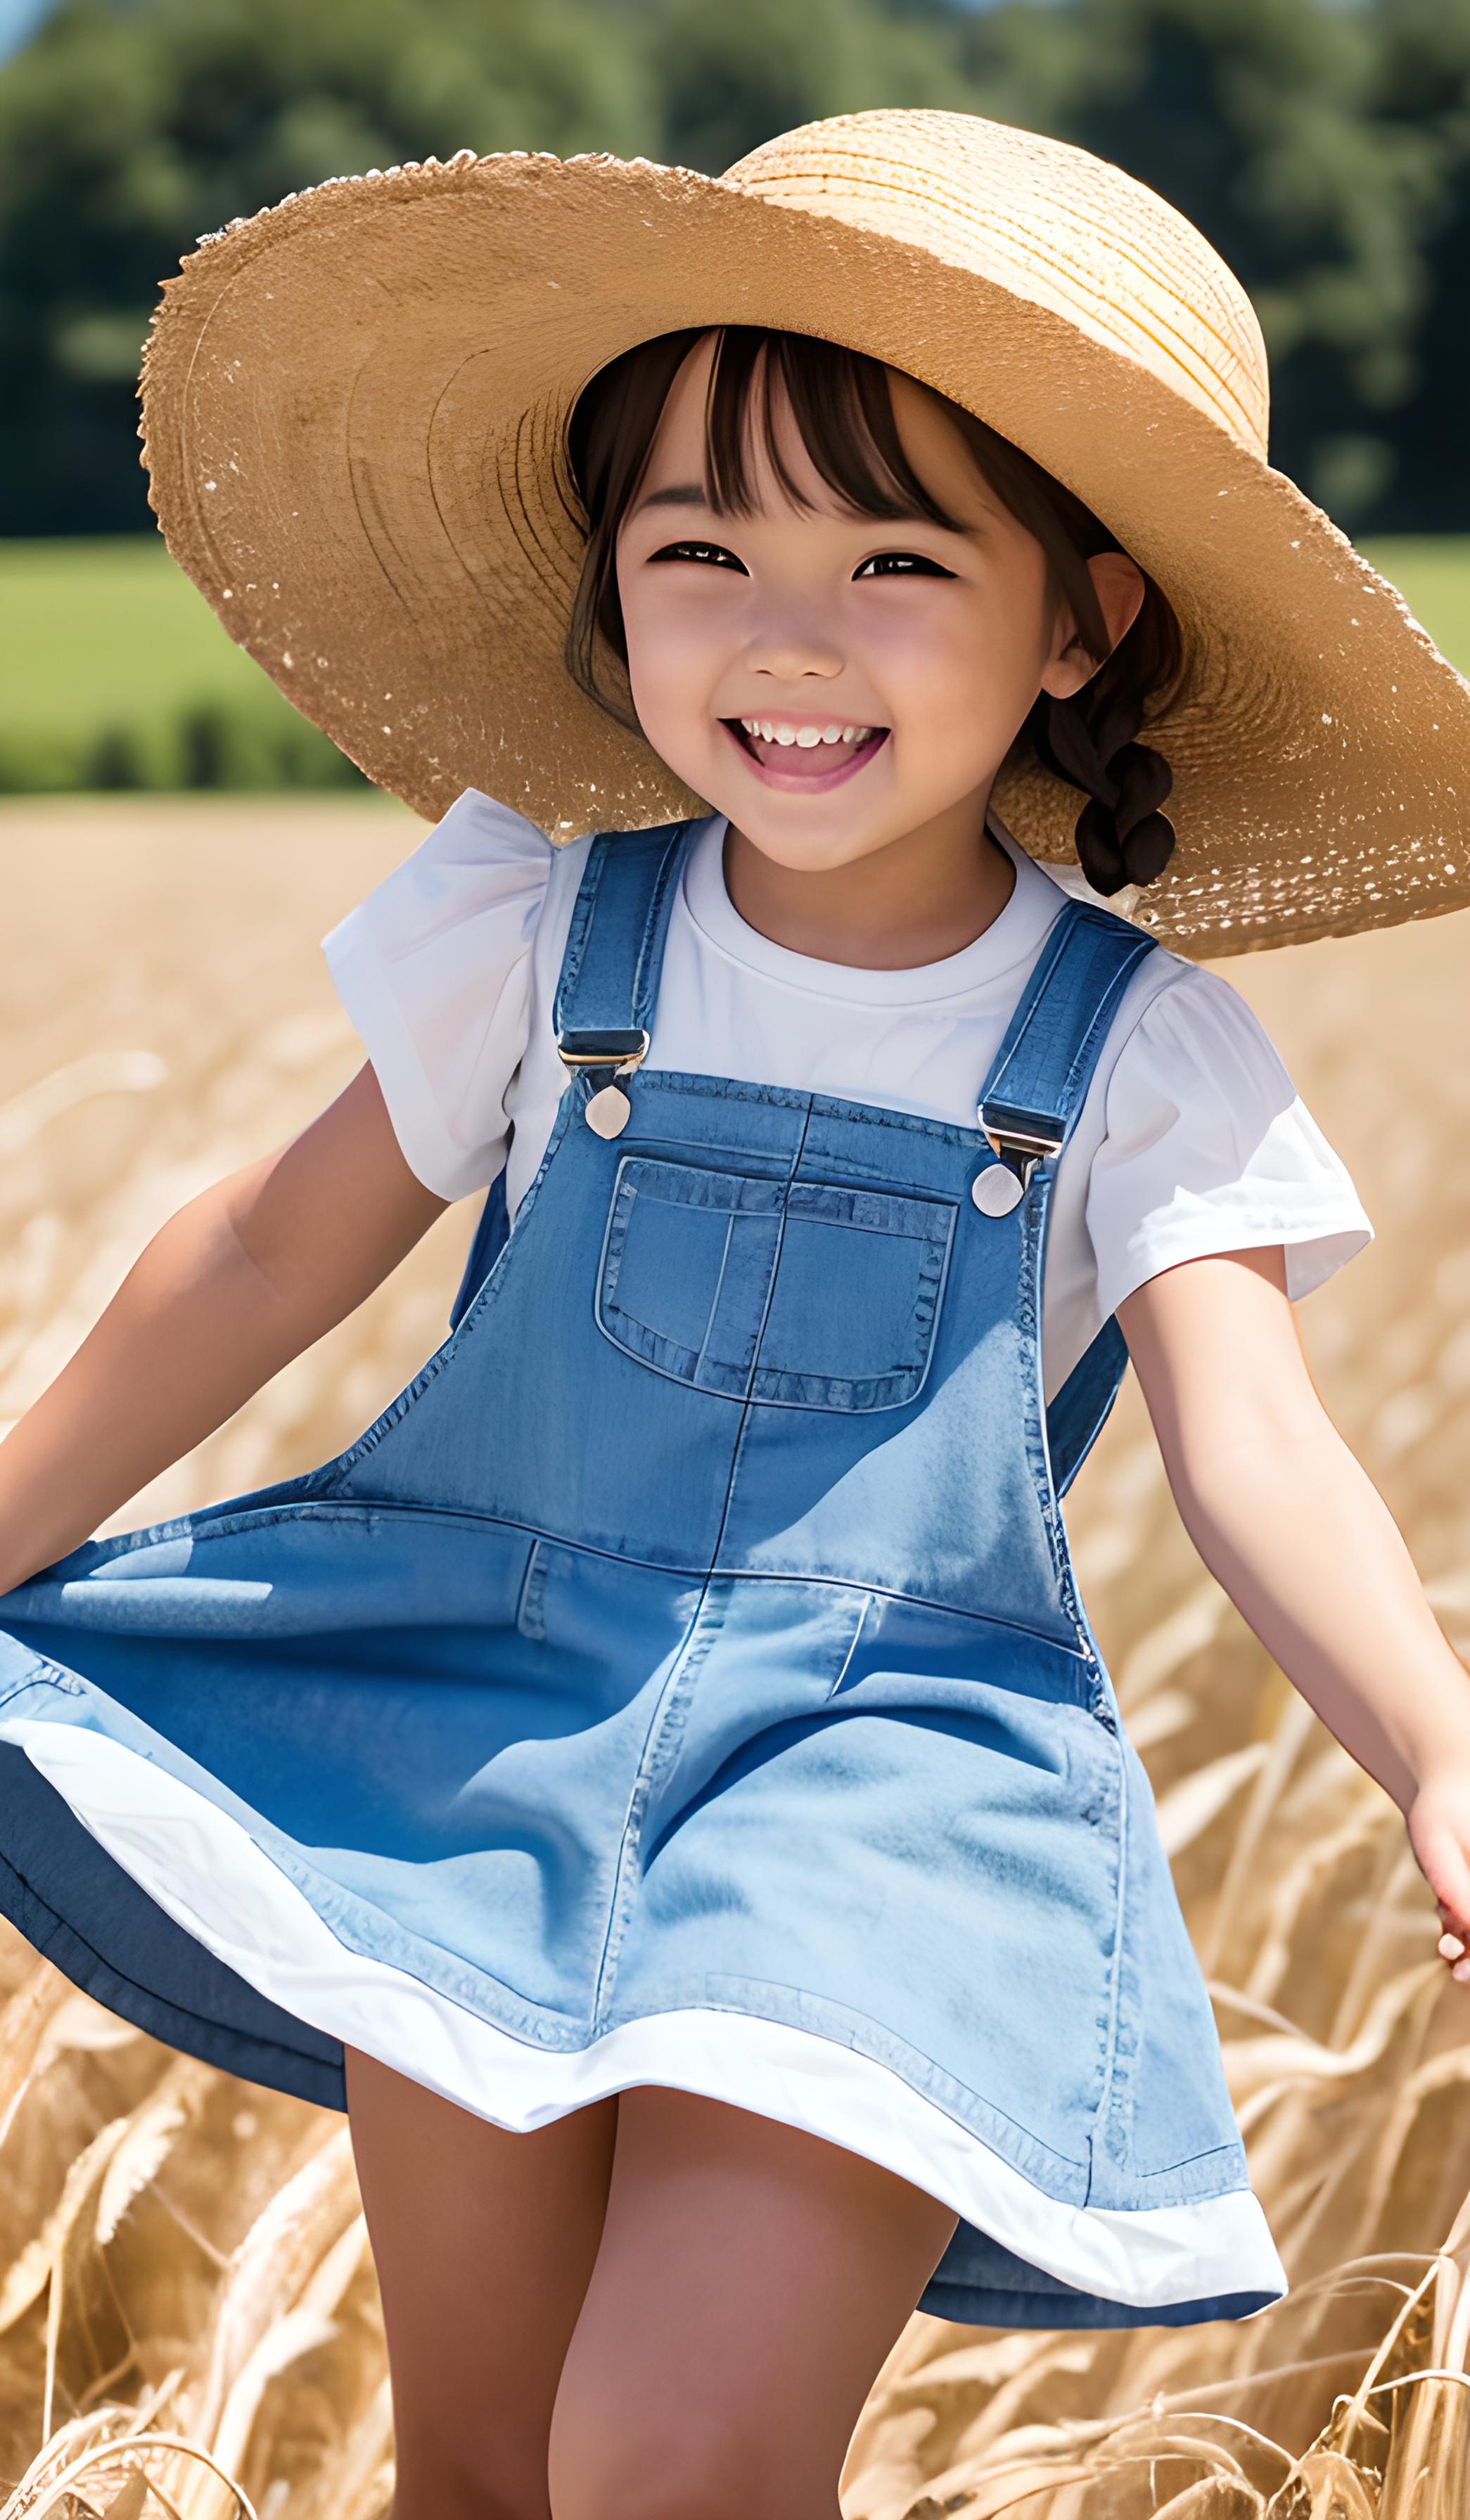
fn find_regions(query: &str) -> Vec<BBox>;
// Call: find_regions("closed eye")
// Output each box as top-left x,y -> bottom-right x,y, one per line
853,552 -> 957,579
648,540 -> 749,574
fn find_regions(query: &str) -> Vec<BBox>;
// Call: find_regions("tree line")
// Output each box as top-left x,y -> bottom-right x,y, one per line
2,0 -> 1469,536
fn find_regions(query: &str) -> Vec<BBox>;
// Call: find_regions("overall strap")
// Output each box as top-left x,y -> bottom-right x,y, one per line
553,821 -> 694,1041
981,899 -> 1159,1499
980,899 -> 1157,1180
450,821 -> 693,1332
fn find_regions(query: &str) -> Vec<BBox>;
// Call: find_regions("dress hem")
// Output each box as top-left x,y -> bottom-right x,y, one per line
4,1714 -> 1288,2322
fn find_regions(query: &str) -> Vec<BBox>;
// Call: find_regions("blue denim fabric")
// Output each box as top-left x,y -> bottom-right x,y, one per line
0,823 -> 1270,2327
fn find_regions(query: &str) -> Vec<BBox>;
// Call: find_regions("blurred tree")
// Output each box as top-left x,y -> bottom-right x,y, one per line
1364,0 -> 1470,527
642,0 -> 976,176
0,0 -> 658,532
0,0 -> 995,533
952,0 -> 1440,525
0,0 -> 1466,534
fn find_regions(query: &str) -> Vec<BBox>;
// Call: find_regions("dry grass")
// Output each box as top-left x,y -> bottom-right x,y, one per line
1,797 -> 1468,2519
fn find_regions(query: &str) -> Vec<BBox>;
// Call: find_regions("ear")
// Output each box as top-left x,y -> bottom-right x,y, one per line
1040,553 -> 1146,700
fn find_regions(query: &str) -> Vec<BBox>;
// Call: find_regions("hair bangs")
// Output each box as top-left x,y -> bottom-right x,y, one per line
701,329 -> 959,529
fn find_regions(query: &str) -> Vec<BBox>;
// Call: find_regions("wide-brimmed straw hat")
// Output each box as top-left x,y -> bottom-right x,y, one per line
140,109 -> 1470,956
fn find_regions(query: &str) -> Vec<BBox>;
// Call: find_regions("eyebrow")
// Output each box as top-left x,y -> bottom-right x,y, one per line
633,482 -> 711,513
631,477 -> 980,532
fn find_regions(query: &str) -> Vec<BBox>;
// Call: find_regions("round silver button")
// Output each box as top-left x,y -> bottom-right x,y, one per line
971,1164 -> 1024,1216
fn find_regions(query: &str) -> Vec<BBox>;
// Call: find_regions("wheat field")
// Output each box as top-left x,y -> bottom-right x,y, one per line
0,795 -> 1467,2520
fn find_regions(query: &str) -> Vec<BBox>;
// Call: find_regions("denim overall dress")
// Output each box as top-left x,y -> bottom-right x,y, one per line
0,823 -> 1285,2330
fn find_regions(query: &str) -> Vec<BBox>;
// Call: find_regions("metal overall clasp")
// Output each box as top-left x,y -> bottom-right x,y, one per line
972,1113 -> 1063,1216
556,1029 -> 651,1140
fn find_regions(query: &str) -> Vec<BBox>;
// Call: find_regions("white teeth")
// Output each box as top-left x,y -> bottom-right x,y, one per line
738,717 -> 873,747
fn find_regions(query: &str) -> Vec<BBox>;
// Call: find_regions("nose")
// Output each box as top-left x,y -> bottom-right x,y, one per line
741,598 -> 845,686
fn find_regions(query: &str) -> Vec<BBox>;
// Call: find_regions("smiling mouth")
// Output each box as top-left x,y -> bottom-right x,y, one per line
724,717 -> 890,782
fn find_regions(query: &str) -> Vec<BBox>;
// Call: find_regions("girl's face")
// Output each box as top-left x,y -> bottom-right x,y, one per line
615,335 -> 1141,875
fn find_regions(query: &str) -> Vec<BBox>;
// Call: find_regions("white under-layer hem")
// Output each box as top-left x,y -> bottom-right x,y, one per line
9,1720 -> 1286,2313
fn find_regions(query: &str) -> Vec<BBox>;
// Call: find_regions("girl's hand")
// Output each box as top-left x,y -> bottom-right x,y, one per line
1406,1771 -> 1470,1985
1121,1249 -> 1470,1988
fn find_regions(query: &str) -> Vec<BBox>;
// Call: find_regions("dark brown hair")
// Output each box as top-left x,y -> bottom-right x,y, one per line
564,327 -> 1184,896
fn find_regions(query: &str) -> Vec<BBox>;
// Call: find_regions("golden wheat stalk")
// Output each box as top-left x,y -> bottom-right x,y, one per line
1,800 -> 1469,2519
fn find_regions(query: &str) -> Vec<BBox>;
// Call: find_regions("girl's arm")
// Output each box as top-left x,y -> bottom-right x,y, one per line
1120,1248 -> 1470,1981
0,1062 -> 446,1594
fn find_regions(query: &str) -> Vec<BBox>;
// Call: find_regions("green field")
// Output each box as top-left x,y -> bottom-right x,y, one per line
1,532 -> 1468,794
0,538 -> 364,792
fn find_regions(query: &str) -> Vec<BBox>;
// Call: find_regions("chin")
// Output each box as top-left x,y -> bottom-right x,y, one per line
733,821 -> 888,874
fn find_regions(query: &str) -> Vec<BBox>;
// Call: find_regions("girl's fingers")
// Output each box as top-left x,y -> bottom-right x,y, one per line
1410,1801 -> 1470,1979
1414,1801 -> 1470,1915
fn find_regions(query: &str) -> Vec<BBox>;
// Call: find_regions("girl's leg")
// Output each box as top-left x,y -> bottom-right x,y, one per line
343,2044 -> 618,2520
548,2088 -> 958,2520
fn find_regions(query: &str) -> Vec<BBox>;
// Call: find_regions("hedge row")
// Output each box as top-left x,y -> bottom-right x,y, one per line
0,700 -> 370,795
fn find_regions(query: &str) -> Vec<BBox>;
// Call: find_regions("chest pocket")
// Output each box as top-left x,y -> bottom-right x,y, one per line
595,1155 -> 956,1414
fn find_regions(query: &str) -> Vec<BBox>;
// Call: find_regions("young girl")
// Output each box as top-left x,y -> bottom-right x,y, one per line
4,108 -> 1470,2520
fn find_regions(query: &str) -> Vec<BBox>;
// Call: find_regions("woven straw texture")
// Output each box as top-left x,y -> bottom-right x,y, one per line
139,109 -> 1470,956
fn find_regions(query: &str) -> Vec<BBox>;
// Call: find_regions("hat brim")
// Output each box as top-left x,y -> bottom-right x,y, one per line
140,148 -> 1470,956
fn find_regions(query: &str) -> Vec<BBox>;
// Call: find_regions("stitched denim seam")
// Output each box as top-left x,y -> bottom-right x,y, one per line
609,1158 -> 787,1216
553,823 -> 694,1041
743,1200 -> 955,1410
613,1974 -> 1094,2188
702,1099 -> 814,1566
629,823 -> 695,1033
317,1088 -> 581,1491
551,832 -> 611,1036
513,1536 -> 549,1642
0,1676 -> 54,1716
1019,1175 -> 1103,1695
692,1211 -> 741,1384
74,1486 -> 1080,1660
1094,1753 -> 1139,2188
126,1494 -> 1088,1661
639,1068 -> 992,1152
589,1580 -> 726,2033
1012,1172 -> 1130,2200
597,1174 -> 758,1393
599,1322 -> 937,1415
601,1268 -> 944,1399
982,911 -> 1073,1114
1055,947 -> 1154,1115
785,1186 -> 954,1240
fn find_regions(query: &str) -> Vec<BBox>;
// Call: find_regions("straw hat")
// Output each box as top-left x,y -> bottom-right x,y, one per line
140,109 -> 1470,956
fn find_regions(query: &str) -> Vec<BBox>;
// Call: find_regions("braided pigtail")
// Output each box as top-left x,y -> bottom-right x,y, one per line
1028,670 -> 1177,898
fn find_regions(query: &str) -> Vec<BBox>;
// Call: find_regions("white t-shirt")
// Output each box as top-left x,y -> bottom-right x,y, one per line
324,790 -> 1371,1401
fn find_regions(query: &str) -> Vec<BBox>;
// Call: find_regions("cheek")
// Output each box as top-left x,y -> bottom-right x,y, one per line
863,599 -> 1042,737
620,587 -> 718,728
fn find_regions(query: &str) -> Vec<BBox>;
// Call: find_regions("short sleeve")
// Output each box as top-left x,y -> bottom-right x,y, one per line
1085,965 -> 1373,1321
321,788 -> 554,1202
